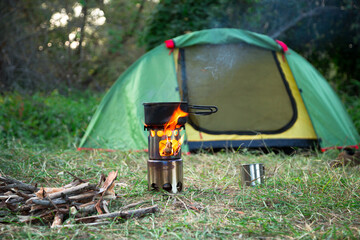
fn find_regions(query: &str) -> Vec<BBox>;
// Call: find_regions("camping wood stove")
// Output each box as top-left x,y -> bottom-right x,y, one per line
144,102 -> 188,193
143,102 -> 217,193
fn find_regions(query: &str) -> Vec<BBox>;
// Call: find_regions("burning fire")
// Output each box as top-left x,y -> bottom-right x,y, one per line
159,106 -> 188,156
164,106 -> 188,132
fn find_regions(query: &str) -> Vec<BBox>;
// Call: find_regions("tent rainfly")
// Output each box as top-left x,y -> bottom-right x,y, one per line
78,28 -> 360,152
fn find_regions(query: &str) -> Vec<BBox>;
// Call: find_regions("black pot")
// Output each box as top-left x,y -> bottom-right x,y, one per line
143,102 -> 217,126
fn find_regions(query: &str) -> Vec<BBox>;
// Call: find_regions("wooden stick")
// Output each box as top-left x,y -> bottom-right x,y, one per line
27,183 -> 98,203
50,183 -> 98,199
70,201 -> 98,216
55,221 -> 111,228
68,191 -> 97,201
30,203 -> 71,213
63,179 -> 82,188
75,204 -> 159,223
33,191 -> 97,205
71,203 -> 96,215
120,201 -> 150,211
51,212 -> 64,228
100,171 -> 118,194
102,200 -> 110,214
95,171 -> 118,214
31,198 -> 67,206
0,195 -> 20,200
20,208 -> 68,223
65,171 -> 87,183
15,190 -> 34,200
0,176 -> 38,192
97,174 -> 106,187
47,196 -> 60,211
5,197 -> 24,204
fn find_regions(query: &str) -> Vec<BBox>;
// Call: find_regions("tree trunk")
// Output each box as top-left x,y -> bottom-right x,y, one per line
77,0 -> 88,57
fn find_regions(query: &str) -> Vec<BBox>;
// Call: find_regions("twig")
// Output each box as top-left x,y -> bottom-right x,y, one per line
51,212 -> 64,228
75,205 -> 159,223
97,174 -> 106,187
95,171 -> 118,214
28,183 -> 98,204
120,201 -> 150,211
20,208 -> 68,223
102,200 -> 110,214
175,196 -> 191,215
55,221 -> 111,228
270,6 -> 339,38
31,198 -> 67,207
0,176 -> 39,193
15,190 -> 34,200
68,191 -> 97,201
65,171 -> 87,183
70,201 -> 97,216
63,179 -> 82,188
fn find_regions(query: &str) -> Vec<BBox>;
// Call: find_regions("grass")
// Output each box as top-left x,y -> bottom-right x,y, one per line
1,145 -> 359,239
0,90 -> 102,149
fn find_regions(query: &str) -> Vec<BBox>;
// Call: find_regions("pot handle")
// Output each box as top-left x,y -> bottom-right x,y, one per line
188,105 -> 218,115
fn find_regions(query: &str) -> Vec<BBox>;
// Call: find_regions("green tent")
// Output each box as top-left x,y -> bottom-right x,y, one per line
79,28 -> 360,152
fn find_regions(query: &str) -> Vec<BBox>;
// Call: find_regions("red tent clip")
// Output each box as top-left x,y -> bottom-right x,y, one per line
165,39 -> 175,55
276,40 -> 288,52
276,40 -> 288,61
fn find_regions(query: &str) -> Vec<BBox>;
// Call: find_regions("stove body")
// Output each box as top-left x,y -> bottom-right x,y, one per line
146,127 -> 184,193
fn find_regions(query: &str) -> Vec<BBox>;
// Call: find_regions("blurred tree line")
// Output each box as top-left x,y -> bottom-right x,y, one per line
1,0 -> 359,96
0,0 -> 156,93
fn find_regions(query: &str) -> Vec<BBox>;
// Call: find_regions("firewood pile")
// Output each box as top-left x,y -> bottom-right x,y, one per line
0,171 -> 158,228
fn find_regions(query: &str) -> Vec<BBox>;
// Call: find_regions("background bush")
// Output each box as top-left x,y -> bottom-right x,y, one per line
0,91 -> 101,149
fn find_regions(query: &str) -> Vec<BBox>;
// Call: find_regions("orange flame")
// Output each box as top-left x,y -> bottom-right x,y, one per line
173,135 -> 185,155
164,106 -> 188,133
158,105 -> 188,156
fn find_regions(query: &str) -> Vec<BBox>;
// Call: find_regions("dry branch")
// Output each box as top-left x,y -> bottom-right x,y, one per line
120,201 -> 150,211
0,176 -> 39,193
63,179 -> 83,188
70,201 -> 97,216
95,170 -> 118,214
75,204 -> 159,223
31,198 -> 68,207
36,187 -> 66,198
56,221 -> 111,228
270,6 -> 339,38
68,191 -> 97,201
65,171 -> 87,183
32,182 -> 98,201
51,212 -> 64,228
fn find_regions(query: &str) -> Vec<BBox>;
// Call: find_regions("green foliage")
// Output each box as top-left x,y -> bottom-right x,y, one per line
0,0 -> 154,93
142,0 -> 223,50
341,93 -> 360,134
0,91 -> 101,149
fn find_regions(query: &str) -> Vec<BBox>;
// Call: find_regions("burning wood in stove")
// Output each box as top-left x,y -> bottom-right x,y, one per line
163,140 -> 173,156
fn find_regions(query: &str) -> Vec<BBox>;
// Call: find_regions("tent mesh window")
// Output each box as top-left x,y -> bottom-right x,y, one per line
177,43 -> 297,135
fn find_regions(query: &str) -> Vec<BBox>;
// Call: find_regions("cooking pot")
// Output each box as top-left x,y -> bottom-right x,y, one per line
143,102 -> 217,126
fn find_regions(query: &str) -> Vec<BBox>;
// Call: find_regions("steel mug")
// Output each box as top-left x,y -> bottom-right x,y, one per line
241,163 -> 265,186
